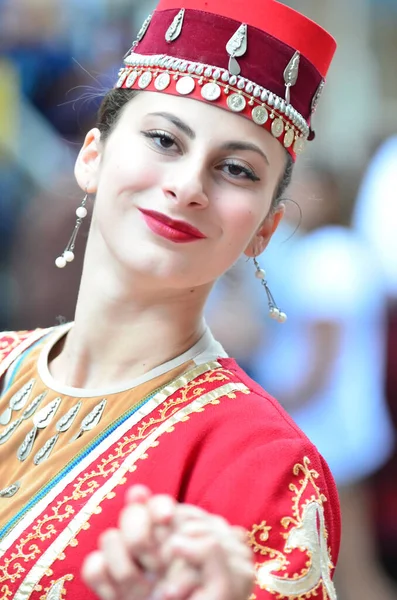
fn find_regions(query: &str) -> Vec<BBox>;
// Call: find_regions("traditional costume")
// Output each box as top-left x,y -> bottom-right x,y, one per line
0,1 -> 340,598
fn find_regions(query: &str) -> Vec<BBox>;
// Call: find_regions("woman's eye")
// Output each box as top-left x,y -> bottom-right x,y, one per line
221,162 -> 259,182
156,135 -> 176,149
227,164 -> 245,177
143,130 -> 179,151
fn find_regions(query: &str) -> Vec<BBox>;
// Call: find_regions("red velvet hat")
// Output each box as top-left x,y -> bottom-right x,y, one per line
116,0 -> 337,160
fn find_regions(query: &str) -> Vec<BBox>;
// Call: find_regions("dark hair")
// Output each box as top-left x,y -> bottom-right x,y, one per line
97,88 -> 293,208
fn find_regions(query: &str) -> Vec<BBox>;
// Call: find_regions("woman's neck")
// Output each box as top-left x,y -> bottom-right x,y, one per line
49,265 -> 210,390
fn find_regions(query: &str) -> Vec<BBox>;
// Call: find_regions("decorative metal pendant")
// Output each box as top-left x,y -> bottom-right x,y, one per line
56,402 -> 82,433
283,51 -> 300,105
21,392 -> 47,421
136,12 -> 153,44
0,481 -> 21,498
17,426 -> 38,462
0,418 -> 22,445
0,379 -> 36,426
34,433 -> 60,465
17,397 -> 62,462
70,399 -> 107,443
34,397 -> 62,429
32,402 -> 82,465
226,24 -> 248,76
10,378 -> 35,411
165,9 -> 185,43
123,12 -> 153,59
311,79 -> 325,113
46,579 -> 66,600
0,406 -> 12,427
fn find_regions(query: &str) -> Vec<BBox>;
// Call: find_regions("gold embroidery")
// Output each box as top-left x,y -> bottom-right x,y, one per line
9,367 -> 247,599
1,584 -> 12,598
40,575 -> 73,600
0,501 -> 75,589
249,457 -> 337,600
0,330 -> 49,380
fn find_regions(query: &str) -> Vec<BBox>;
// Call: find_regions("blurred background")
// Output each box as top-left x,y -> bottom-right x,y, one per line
0,0 -> 397,597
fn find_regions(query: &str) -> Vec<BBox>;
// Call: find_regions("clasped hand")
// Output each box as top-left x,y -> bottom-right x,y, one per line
82,485 -> 255,600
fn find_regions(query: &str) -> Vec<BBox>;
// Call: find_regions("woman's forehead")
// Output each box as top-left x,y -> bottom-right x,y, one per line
120,91 -> 283,152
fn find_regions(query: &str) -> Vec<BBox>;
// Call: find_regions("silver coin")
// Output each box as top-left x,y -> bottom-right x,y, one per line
252,106 -> 269,125
176,76 -> 196,95
283,128 -> 295,148
227,93 -> 246,113
138,72 -> 153,89
154,72 -> 171,91
294,137 -> 306,155
271,118 -> 284,138
116,71 -> 128,88
201,82 -> 221,102
125,70 -> 138,88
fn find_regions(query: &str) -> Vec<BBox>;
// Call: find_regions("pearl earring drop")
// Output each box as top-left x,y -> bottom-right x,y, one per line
55,194 -> 89,269
253,258 -> 287,323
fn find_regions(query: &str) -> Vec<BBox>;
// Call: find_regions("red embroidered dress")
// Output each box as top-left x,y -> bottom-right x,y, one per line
0,326 -> 340,600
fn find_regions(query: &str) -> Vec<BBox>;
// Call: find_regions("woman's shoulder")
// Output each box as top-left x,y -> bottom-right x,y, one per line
213,358 -> 309,440
0,328 -> 52,380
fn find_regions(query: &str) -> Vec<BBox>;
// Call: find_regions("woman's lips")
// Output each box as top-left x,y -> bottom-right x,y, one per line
139,209 -> 207,243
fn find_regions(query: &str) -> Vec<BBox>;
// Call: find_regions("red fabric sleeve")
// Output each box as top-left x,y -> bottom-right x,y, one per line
195,437 -> 340,600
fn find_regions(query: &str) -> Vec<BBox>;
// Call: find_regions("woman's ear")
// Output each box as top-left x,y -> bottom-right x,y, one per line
244,204 -> 285,258
74,128 -> 102,194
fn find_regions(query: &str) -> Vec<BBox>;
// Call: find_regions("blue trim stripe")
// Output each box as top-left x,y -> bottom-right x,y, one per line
0,392 -> 156,541
2,335 -> 51,395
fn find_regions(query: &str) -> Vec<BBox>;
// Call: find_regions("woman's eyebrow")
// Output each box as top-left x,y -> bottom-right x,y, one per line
220,141 -> 270,166
146,112 -> 196,140
145,113 -> 269,165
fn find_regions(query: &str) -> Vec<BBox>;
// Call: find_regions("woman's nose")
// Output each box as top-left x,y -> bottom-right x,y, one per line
162,162 -> 209,209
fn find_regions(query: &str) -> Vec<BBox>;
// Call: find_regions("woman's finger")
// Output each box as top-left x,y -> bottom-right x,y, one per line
119,502 -> 170,573
147,494 -> 176,526
169,534 -> 228,569
81,550 -> 117,600
125,484 -> 152,505
161,558 -> 201,600
119,502 -> 153,552
98,528 -> 145,588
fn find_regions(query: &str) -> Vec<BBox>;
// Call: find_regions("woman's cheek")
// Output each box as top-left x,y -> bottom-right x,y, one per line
223,204 -> 260,241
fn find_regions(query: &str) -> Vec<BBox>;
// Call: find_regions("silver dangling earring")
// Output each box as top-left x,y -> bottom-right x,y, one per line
253,258 -> 287,323
55,193 -> 89,269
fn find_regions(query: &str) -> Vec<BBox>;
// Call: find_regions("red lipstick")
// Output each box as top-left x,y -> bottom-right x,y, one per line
139,209 -> 207,243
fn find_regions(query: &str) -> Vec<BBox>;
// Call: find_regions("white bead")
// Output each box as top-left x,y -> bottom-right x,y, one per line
64,251 -> 75,263
261,90 -> 269,102
269,307 -> 280,320
55,256 -> 67,269
255,269 -> 266,280
76,206 -> 87,219
278,312 -> 287,323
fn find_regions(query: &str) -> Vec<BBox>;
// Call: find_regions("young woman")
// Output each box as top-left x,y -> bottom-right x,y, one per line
0,1 -> 339,599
